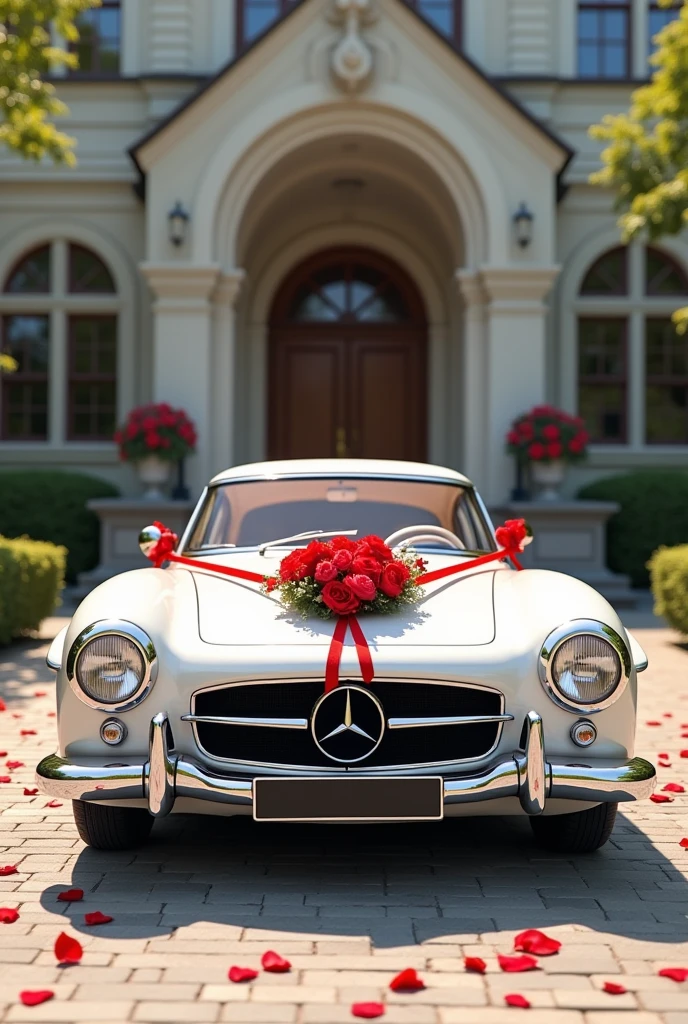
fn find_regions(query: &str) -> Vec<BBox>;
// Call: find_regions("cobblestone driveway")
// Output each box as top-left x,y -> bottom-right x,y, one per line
0,616 -> 687,1023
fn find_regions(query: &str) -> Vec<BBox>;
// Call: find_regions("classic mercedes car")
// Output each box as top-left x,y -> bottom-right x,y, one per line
38,459 -> 655,852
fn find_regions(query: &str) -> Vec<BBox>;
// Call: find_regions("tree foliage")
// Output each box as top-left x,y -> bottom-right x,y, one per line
0,0 -> 100,165
589,0 -> 688,330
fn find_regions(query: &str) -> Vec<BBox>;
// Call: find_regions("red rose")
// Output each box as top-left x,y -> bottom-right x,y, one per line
321,580 -> 360,615
506,430 -> 520,445
528,442 -> 546,461
569,437 -> 584,454
351,556 -> 382,585
279,550 -> 309,582
332,549 -> 353,571
379,561 -> 410,598
142,417 -> 157,431
330,536 -> 357,553
347,574 -> 377,601
144,431 -> 161,448
546,441 -> 563,459
518,421 -> 534,439
357,536 -> 393,563
299,541 -> 333,576
542,424 -> 560,441
315,560 -> 338,583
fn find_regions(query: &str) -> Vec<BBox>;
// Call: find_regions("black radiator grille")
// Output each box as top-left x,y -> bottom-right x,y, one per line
192,680 -> 503,769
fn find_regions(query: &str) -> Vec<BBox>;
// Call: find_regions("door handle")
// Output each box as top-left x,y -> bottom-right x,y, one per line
336,427 -> 347,458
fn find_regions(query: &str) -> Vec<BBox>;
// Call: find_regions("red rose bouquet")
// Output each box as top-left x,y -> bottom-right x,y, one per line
114,403 -> 197,462
267,535 -> 426,619
506,405 -> 589,465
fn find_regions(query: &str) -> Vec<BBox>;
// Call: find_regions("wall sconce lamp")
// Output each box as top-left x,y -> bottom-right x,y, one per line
513,202 -> 534,249
168,201 -> 189,247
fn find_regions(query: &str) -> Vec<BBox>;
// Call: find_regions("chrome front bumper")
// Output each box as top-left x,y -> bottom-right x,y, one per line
36,710 -> 656,819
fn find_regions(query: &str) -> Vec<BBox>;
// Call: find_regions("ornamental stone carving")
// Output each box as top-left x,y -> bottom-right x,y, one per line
330,0 -> 376,93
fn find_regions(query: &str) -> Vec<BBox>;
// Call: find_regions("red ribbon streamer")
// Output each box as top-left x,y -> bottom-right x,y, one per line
325,615 -> 375,693
164,551 -> 266,584
416,546 -> 523,585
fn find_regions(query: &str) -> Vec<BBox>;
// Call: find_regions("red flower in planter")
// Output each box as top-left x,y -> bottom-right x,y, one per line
114,403 -> 197,464
506,405 -> 589,465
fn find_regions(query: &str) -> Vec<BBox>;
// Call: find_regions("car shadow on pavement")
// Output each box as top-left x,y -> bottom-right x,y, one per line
41,808 -> 688,947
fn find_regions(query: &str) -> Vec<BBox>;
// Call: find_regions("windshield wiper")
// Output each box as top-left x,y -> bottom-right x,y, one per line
258,530 -> 358,556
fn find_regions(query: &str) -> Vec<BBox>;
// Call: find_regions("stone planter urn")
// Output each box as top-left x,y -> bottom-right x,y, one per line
136,455 -> 172,500
530,459 -> 566,502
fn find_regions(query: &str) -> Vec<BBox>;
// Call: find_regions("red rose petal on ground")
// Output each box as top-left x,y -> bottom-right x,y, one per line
664,713 -> 674,718
603,981 -> 627,994
659,753 -> 670,759
54,931 -> 83,964
84,911 -> 113,926
11,713 -> 22,719
659,967 -> 688,982
0,908 -> 19,923
352,1004 -> 385,1019
0,700 -> 5,711
464,956 -> 487,973
0,777 -> 12,784
504,993 -> 531,1008
20,991 -> 54,1007
19,730 -> 36,737
47,712 -> 56,717
498,954 -> 539,973
0,866 -> 17,876
389,968 -> 425,991
514,929 -> 561,956
680,838 -> 688,848
23,788 -> 38,796
6,761 -> 24,770
45,800 -> 63,808
0,752 -> 6,757
261,950 -> 291,973
663,783 -> 685,793
34,691 -> 46,697
57,890 -> 84,902
647,721 -> 662,726
228,965 -> 259,983
680,751 -> 688,758
650,794 -> 673,803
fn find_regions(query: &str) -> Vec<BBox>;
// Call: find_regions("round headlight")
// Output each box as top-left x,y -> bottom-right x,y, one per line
76,634 -> 145,704
67,621 -> 157,711
540,620 -> 630,713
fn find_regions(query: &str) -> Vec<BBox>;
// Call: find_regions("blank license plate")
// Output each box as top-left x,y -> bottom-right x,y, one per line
253,777 -> 444,822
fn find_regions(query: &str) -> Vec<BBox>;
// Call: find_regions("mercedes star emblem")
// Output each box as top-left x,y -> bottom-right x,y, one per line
311,685 -> 385,764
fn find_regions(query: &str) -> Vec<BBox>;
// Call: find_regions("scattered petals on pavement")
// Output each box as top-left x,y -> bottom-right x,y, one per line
680,838 -> 688,848
6,760 -> 24,769
389,968 -> 425,991
0,776 -> 12,784
351,1003 -> 385,1019
0,700 -> 6,712
680,751 -> 688,759
19,730 -> 36,736
498,954 -> 539,972
33,691 -> 46,697
464,957 -> 487,973
45,800 -> 63,808
228,966 -> 259,983
650,793 -> 674,803
84,911 -> 113,926
513,929 -> 561,956
23,788 -> 38,795
659,968 -> 688,982
54,932 -> 83,964
663,783 -> 685,793
663,713 -> 674,718
647,720 -> 662,726
261,950 -> 291,972
19,991 -> 54,1007
57,889 -> 84,902
603,982 -> 627,994
0,908 -> 19,923
504,993 -> 531,1008
0,866 -> 17,876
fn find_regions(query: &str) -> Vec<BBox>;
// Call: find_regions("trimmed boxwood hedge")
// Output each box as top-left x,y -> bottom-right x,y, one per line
649,545 -> 688,635
0,537 -> 66,645
0,472 -> 119,583
578,471 -> 688,587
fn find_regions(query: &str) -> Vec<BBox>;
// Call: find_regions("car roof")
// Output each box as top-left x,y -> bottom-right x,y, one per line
210,459 -> 473,487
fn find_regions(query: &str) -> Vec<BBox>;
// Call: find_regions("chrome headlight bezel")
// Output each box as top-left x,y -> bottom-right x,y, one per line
538,619 -> 631,714
66,620 -> 158,712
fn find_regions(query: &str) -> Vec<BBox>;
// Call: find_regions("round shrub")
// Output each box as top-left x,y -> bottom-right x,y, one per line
578,471 -> 688,587
649,545 -> 688,635
0,472 -> 119,583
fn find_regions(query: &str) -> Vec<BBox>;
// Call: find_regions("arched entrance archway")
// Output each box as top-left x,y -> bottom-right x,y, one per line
268,247 -> 427,461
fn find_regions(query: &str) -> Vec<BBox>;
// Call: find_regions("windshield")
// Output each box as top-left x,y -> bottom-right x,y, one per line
184,477 -> 495,553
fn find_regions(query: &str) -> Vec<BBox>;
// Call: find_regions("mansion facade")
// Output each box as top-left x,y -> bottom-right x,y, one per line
0,0 -> 687,504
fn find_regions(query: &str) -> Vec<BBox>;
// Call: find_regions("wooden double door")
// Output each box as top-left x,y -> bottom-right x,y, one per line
268,248 -> 427,462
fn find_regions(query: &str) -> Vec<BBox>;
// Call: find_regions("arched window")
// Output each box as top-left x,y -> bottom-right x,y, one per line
1,242 -> 118,442
578,0 -> 631,78
236,0 -> 462,49
577,245 -> 688,446
286,262 -> 415,324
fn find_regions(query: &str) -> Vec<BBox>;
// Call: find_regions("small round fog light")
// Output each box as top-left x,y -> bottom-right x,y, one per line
100,719 -> 127,746
571,719 -> 597,747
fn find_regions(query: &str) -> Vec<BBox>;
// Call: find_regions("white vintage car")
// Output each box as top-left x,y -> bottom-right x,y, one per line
38,459 -> 655,852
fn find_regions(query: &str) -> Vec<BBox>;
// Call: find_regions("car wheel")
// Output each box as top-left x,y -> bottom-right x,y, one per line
72,800 -> 153,850
529,802 -> 618,853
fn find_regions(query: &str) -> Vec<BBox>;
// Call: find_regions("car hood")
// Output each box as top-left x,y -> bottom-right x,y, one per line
192,550 -> 500,647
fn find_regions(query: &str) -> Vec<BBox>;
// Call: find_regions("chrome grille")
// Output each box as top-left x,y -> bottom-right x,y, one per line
188,680 -> 505,771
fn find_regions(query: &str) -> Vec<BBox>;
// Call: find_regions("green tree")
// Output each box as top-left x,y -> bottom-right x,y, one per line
0,0 -> 100,165
589,0 -> 688,330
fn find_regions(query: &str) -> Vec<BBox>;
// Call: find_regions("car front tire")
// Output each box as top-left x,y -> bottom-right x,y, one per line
72,800 -> 153,850
529,802 -> 617,853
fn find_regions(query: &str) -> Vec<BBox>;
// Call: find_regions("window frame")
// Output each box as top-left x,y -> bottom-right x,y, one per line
577,0 -> 632,80
644,315 -> 688,445
68,0 -> 121,77
66,314 -> 118,442
577,315 -> 629,444
0,314 -> 51,441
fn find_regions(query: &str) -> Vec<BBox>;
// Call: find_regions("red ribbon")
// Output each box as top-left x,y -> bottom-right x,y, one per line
147,521 -> 265,584
416,546 -> 523,585
325,615 -> 375,693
